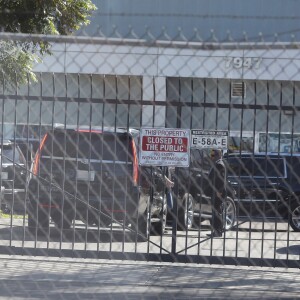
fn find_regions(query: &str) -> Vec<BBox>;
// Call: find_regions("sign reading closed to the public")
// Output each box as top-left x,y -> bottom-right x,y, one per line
139,128 -> 190,167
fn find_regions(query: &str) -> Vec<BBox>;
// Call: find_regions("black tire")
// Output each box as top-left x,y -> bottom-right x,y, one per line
1,204 -> 11,215
79,208 -> 111,228
132,212 -> 150,241
177,194 -> 194,231
51,211 -> 73,230
97,215 -> 112,227
223,196 -> 236,231
27,203 -> 50,235
151,204 -> 167,236
289,202 -> 300,232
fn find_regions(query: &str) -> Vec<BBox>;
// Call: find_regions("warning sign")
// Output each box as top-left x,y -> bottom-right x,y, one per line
191,129 -> 228,150
139,128 -> 190,167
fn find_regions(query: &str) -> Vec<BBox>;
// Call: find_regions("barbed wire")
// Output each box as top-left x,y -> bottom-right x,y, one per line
93,12 -> 300,20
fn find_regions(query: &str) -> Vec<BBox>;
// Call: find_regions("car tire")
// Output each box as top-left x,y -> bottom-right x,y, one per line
51,211 -> 73,230
151,204 -> 167,236
289,202 -> 300,232
79,209 -> 111,228
132,212 -> 150,241
95,215 -> 112,228
27,203 -> 50,235
223,196 -> 236,231
177,193 -> 194,231
1,204 -> 11,215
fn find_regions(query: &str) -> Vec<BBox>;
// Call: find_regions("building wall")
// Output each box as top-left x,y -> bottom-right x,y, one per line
2,72 -> 300,134
84,0 -> 300,42
2,38 -> 300,135
166,78 -> 300,133
32,42 -> 300,82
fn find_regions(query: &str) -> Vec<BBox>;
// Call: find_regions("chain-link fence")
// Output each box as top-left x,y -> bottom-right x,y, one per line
1,25 -> 300,272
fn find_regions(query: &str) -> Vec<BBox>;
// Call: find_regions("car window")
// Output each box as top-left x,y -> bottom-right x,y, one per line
285,157 -> 300,182
190,148 -> 212,171
190,149 -> 202,168
227,156 -> 285,178
201,149 -> 213,171
42,131 -> 132,162
0,145 -> 20,164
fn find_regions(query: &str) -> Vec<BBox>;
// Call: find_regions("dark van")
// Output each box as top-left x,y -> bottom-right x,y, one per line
27,126 -> 167,238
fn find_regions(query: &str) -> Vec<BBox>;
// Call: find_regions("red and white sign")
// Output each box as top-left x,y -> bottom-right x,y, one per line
139,128 -> 190,167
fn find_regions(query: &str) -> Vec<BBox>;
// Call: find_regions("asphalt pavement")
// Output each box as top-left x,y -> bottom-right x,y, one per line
0,255 -> 299,299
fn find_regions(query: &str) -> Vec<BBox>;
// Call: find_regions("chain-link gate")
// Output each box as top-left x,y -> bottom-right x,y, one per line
1,32 -> 300,269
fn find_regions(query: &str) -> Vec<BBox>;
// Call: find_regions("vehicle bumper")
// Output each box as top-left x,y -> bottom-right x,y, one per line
28,179 -> 142,220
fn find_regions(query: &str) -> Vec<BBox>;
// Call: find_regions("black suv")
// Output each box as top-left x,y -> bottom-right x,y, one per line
27,127 -> 167,238
174,148 -> 236,231
0,141 -> 27,214
224,152 -> 300,231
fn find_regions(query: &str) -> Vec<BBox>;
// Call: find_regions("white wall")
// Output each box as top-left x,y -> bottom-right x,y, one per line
34,41 -> 300,83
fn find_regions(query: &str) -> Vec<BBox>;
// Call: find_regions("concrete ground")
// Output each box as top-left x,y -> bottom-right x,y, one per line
0,255 -> 299,299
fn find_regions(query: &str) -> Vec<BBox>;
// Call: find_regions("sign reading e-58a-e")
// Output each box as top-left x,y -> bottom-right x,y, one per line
191,129 -> 228,150
140,128 -> 190,167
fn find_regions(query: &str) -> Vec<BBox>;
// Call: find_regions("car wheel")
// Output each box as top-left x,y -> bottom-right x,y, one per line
177,194 -> 194,231
79,209 -> 111,228
223,196 -> 236,231
289,202 -> 300,232
132,212 -> 150,241
27,203 -> 50,235
151,204 -> 167,236
52,216 -> 72,230
95,214 -> 112,228
1,204 -> 11,215
51,212 -> 73,230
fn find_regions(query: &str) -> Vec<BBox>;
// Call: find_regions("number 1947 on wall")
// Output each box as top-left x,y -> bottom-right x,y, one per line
224,57 -> 262,69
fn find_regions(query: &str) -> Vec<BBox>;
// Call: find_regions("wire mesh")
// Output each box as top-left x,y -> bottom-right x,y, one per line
0,24 -> 300,272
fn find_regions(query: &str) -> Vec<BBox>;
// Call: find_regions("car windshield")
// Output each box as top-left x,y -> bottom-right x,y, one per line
227,156 -> 285,178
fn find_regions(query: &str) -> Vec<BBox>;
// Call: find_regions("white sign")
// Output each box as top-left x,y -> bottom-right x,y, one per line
139,128 -> 190,167
191,129 -> 228,149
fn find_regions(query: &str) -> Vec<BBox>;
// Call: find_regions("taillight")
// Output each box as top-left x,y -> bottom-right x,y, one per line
32,133 -> 48,176
131,139 -> 138,186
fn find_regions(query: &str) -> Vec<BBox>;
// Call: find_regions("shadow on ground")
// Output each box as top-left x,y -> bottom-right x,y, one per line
276,244 -> 300,255
0,224 -> 144,243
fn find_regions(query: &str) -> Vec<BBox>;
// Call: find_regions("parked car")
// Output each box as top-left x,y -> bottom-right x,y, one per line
174,148 -> 236,231
0,140 -> 27,214
224,152 -> 300,231
27,126 -> 167,238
